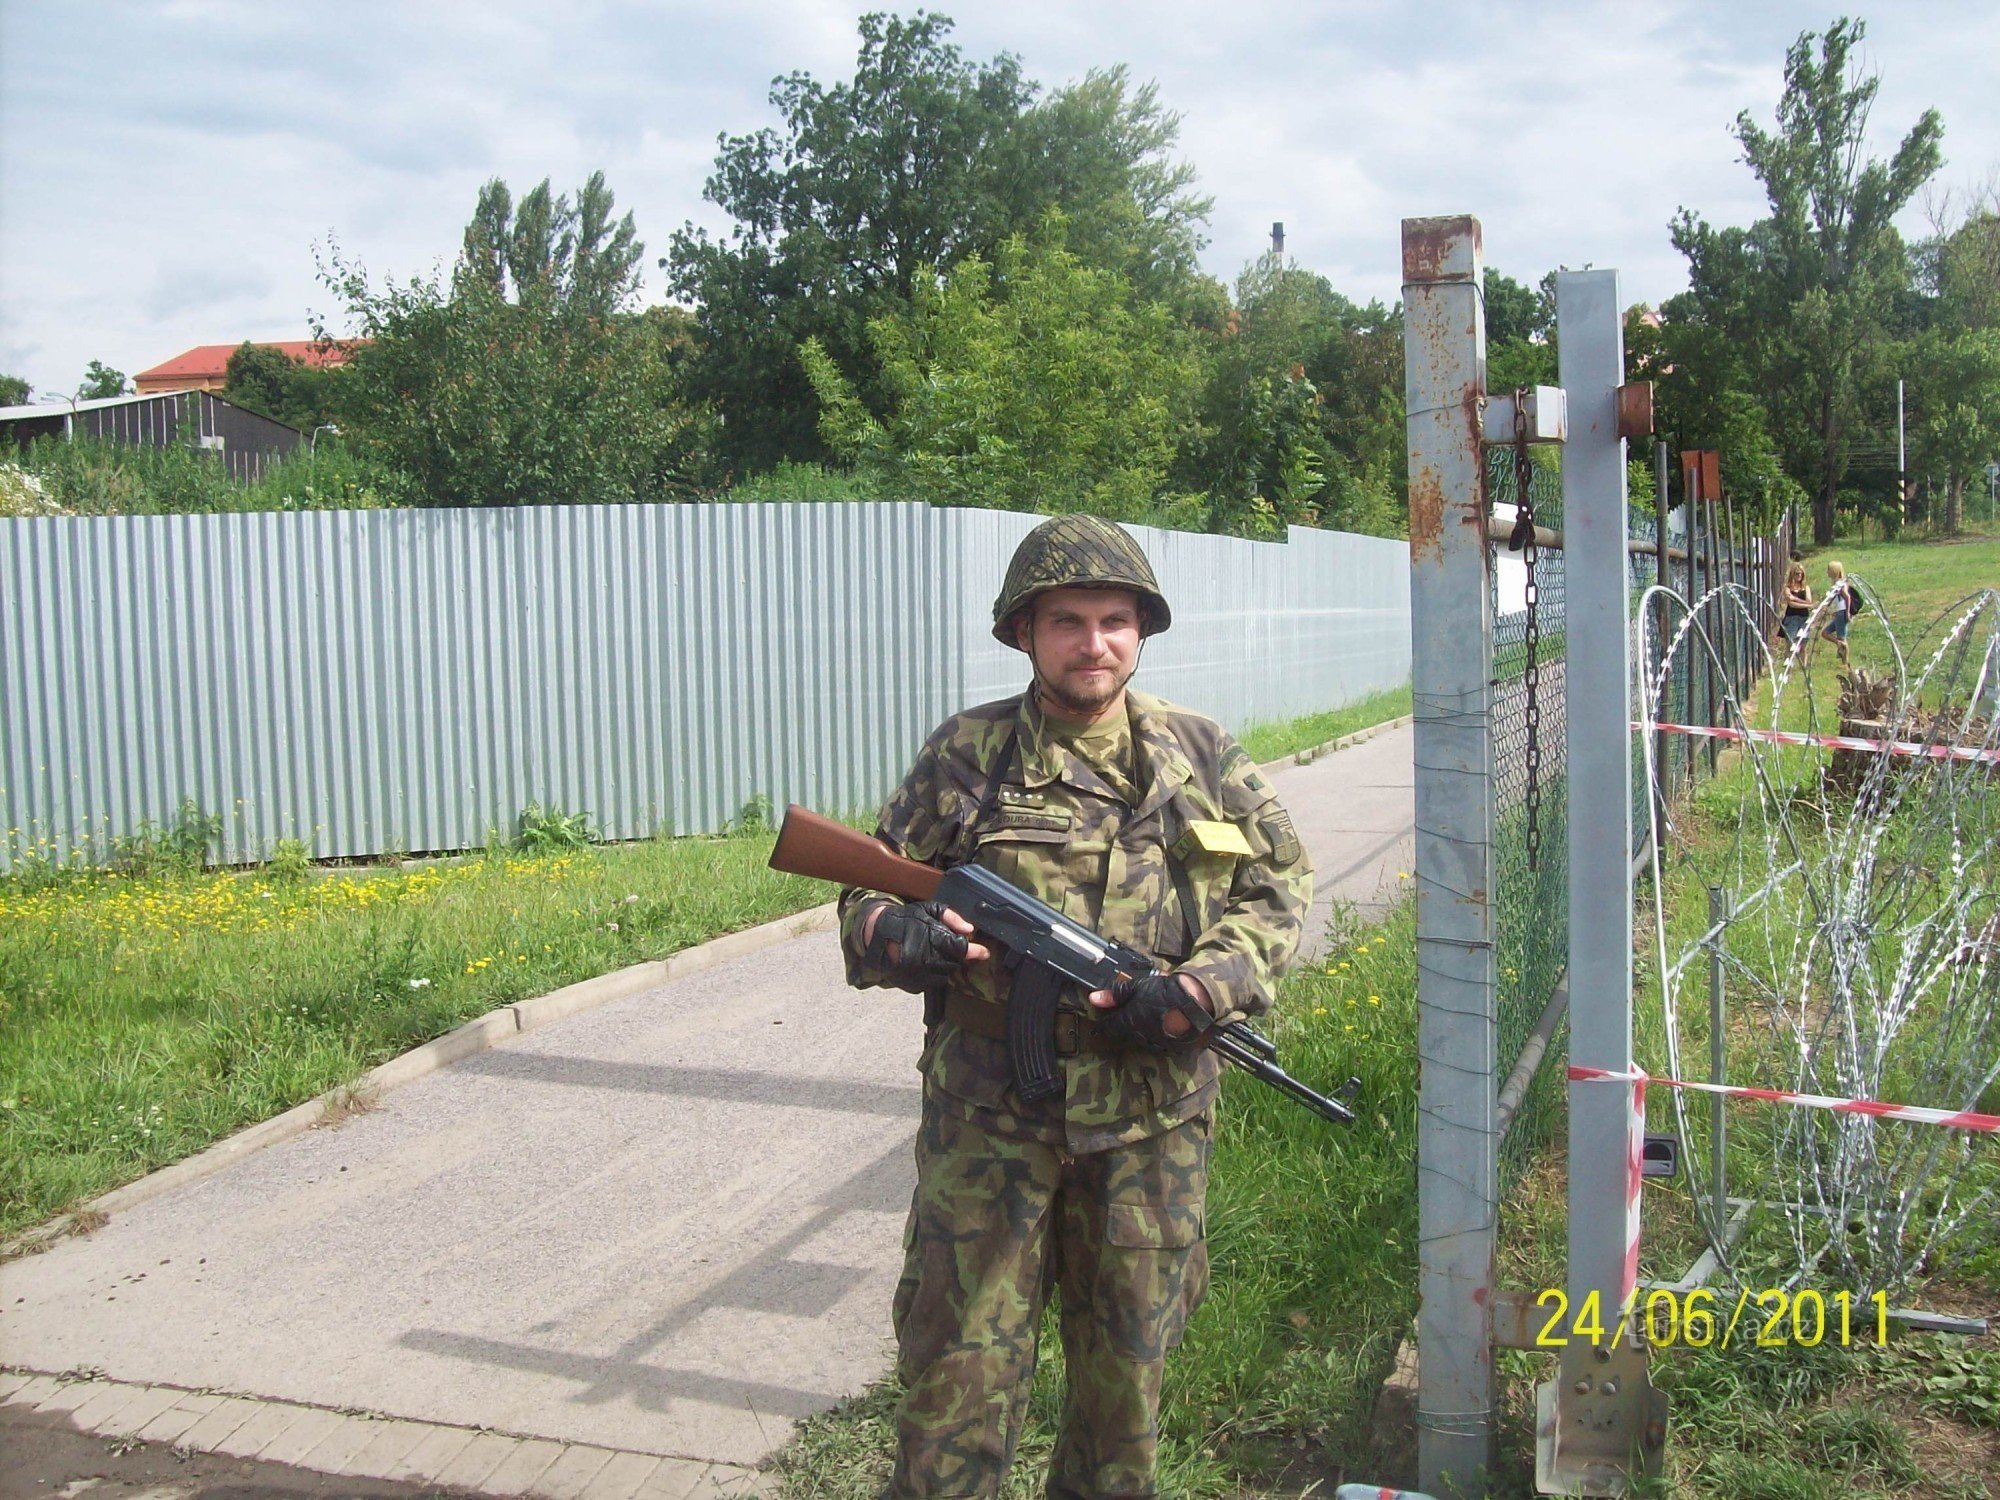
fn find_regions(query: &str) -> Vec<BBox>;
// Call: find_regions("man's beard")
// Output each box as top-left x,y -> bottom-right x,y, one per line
1032,655 -> 1131,718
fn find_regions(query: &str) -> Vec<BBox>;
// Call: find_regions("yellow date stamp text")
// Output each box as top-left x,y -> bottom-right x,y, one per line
1534,1287 -> 1892,1349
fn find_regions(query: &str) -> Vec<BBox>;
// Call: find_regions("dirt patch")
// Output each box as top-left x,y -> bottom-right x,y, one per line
0,1403 -> 472,1500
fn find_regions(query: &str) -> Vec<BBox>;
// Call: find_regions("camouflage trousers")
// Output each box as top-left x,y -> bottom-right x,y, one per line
888,1098 -> 1212,1499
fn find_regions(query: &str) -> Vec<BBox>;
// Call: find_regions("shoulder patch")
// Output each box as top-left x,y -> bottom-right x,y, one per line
1258,806 -> 1303,866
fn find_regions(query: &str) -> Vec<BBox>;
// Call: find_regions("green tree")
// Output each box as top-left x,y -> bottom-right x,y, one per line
0,374 -> 29,405
1906,329 -> 2000,531
1484,267 -> 1556,391
1626,299 -> 1804,530
77,361 -> 129,400
667,11 -> 1210,476
1172,255 -> 1406,538
800,223 -> 1200,518
319,173 -> 711,507
221,342 -> 340,431
1670,18 -> 1943,544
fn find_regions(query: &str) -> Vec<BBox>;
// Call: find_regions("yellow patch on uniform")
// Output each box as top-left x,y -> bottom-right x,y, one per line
1174,819 -> 1254,858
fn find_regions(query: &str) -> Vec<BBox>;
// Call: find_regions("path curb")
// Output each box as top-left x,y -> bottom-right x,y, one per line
2,901 -> 840,1259
1258,712 -> 1414,778
0,1367 -> 771,1497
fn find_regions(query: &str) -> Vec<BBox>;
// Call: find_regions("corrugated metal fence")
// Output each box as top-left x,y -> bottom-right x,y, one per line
0,502 -> 1409,868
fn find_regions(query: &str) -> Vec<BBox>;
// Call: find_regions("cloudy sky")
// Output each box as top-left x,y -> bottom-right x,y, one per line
2,1 -> 1994,400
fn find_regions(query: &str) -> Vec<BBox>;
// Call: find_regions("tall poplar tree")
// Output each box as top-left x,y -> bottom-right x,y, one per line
1671,17 -> 1942,543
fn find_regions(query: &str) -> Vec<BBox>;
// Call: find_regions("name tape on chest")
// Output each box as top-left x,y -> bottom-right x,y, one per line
1171,819 -> 1255,862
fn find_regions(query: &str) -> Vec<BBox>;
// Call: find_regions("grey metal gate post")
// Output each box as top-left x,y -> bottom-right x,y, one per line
1538,270 -> 1667,1494
1402,215 -> 1499,1499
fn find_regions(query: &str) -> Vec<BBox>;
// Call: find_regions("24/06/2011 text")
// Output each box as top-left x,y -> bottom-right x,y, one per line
1535,1288 -> 1893,1349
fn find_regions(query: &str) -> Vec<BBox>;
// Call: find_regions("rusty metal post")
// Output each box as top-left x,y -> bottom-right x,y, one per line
1402,215 -> 1498,1499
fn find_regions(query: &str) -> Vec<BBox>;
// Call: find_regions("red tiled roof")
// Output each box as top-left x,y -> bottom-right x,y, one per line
135,340 -> 364,381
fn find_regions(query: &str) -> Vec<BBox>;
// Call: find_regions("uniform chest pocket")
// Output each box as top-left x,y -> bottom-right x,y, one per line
971,825 -> 1074,905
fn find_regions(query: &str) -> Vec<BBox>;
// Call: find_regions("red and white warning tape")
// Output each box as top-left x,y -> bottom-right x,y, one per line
1632,720 -> 2000,765
1570,1064 -> 2000,1133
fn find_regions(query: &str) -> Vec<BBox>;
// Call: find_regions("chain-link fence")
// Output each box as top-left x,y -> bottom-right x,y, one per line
1487,452 -> 1792,1176
1489,449 -> 1570,1169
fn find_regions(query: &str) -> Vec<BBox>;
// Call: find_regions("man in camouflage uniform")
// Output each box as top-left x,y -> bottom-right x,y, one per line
839,515 -> 1313,1499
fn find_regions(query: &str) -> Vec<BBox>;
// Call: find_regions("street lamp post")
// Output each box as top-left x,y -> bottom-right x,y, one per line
310,423 -> 340,454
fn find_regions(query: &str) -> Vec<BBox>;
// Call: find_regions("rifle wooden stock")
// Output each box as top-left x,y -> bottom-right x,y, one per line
768,805 -> 943,902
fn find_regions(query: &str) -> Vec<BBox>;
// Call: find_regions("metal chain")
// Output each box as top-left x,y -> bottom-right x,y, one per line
1506,388 -> 1543,870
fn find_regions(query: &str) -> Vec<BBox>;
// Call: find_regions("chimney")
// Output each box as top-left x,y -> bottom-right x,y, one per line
1271,221 -> 1285,257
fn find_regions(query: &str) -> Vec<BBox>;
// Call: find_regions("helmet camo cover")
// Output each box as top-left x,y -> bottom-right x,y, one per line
991,515 -> 1172,650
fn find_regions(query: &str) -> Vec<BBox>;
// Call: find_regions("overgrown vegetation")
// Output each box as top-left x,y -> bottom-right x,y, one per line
1478,535 -> 2000,1497
5,435 -> 407,515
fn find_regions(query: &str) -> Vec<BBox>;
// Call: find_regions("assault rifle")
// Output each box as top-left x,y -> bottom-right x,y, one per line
769,805 -> 1356,1126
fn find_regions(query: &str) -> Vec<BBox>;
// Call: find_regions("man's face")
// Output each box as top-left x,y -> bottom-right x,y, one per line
1015,585 -> 1143,718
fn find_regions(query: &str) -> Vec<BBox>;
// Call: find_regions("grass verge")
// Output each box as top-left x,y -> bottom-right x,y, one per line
1238,684 -> 1413,767
0,833 -> 826,1239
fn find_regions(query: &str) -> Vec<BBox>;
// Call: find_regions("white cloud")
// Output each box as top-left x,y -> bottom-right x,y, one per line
2,0 -> 1993,395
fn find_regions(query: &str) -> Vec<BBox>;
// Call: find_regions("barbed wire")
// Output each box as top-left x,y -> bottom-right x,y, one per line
1636,577 -> 2000,1295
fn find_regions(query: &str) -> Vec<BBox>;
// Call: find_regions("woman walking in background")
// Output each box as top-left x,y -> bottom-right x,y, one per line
1780,560 -> 1813,658
1820,560 -> 1854,667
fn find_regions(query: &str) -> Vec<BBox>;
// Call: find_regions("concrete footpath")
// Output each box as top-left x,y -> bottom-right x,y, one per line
0,723 -> 1413,1498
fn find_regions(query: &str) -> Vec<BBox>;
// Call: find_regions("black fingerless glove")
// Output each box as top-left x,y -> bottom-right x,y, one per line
865,900 -> 971,991
1100,972 -> 1213,1052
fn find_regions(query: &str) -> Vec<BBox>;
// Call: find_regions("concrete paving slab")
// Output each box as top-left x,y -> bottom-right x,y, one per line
64,1381 -> 142,1431
340,1417 -> 439,1478
580,1450 -> 667,1500
5,1375 -> 63,1410
482,1436 -> 567,1495
536,1443 -> 617,1498
33,1378 -> 108,1417
210,1401 -> 314,1460
175,1394 -> 264,1451
87,1384 -> 183,1439
0,715 -> 1412,1484
133,1392 -> 223,1445
432,1430 -> 527,1490
291,1412 -> 390,1474
250,1405 -> 347,1466
385,1423 -> 480,1483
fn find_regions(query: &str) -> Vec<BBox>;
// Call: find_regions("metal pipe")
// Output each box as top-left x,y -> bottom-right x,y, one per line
1558,263 -> 1640,1339
1483,514 -> 1696,562
1656,442 -> 1673,826
1704,495 -> 1722,772
1495,974 -> 1568,1143
1708,886 -> 1729,1231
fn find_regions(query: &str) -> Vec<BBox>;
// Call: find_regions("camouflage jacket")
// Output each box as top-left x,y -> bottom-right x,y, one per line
839,687 -> 1313,1154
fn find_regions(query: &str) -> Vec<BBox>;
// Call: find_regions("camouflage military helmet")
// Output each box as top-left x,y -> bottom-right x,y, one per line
991,515 -> 1171,649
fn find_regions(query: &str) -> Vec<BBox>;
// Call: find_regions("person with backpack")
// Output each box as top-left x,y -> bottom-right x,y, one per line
1821,559 -> 1861,666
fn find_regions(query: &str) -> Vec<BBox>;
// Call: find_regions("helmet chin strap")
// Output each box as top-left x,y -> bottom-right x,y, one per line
1024,632 -> 1144,719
